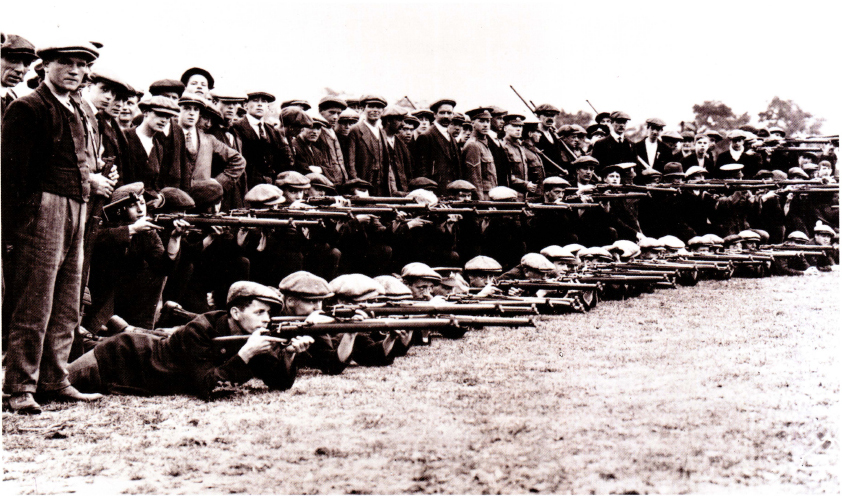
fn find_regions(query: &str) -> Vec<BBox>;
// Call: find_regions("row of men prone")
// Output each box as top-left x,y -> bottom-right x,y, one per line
0,36 -> 839,414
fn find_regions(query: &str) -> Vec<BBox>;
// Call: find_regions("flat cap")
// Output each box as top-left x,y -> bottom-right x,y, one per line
281,99 -> 311,110
687,236 -> 708,247
2,34 -> 37,62
814,222 -> 836,236
381,105 -> 409,119
645,117 -> 666,127
659,235 -> 686,250
247,91 -> 276,103
465,107 -> 493,120
341,178 -> 374,194
701,234 -> 724,246
430,98 -> 456,113
786,231 -> 810,242
178,93 -> 208,109
406,188 -> 438,206
180,67 -> 215,90
572,156 -> 599,168
244,184 -> 285,205
110,182 -> 145,204
578,247 -> 614,261
771,170 -> 788,181
705,130 -> 723,140
281,106 -> 313,128
329,274 -> 382,301
188,179 -> 223,208
768,126 -> 786,137
754,169 -> 774,180
159,187 -> 195,212
543,176 -> 571,188
318,96 -> 347,111
595,111 -> 611,122
540,245 -> 576,261
90,71 -> 134,95
412,109 -> 434,120
523,120 -> 540,133
36,40 -> 99,62
401,262 -> 443,282
403,115 -> 421,129
305,173 -> 335,193
211,88 -> 247,102
610,111 -> 631,121
684,166 -> 707,178
307,111 -> 329,127
611,240 -> 641,259
450,112 -> 466,124
488,106 -> 508,117
640,168 -> 662,177
488,186 -> 518,201
682,131 -> 697,141
275,171 -> 311,190
661,130 -> 682,141
446,180 -> 477,192
587,124 -> 609,137
464,255 -> 503,273
562,243 -> 586,254
719,163 -> 744,172
722,234 -> 742,246
503,114 -> 526,125
149,79 -> 185,96
360,95 -> 387,107
637,237 -> 665,250
338,108 -> 360,122
227,281 -> 283,306
373,275 -> 413,298
559,124 -> 587,136
279,271 -> 333,299
663,162 -> 684,177
749,229 -> 769,242
726,129 -> 748,140
534,103 -> 560,115
520,253 -> 555,272
138,95 -> 180,116
408,177 -> 439,191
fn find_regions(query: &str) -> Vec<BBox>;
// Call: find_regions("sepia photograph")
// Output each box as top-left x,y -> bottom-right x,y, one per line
1,0 -> 839,493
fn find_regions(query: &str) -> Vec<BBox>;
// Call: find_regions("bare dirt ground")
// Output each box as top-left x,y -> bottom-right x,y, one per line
3,272 -> 839,494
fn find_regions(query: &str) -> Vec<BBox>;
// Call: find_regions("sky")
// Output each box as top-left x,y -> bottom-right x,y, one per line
5,0 -> 840,133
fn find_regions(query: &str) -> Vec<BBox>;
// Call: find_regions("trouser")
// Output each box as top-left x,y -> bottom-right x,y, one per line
68,348 -> 101,393
3,192 -> 86,394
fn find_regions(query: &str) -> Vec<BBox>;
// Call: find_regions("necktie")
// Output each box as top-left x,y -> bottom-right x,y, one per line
185,128 -> 196,154
258,122 -> 267,141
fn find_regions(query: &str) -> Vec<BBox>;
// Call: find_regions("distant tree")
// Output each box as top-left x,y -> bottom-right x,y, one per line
691,101 -> 750,131
555,109 -> 592,128
757,96 -> 824,136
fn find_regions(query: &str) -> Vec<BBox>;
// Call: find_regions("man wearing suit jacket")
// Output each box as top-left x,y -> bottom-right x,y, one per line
412,98 -> 462,196
533,104 -> 565,175
591,111 -> 636,173
123,96 -> 178,189
714,130 -> 761,179
680,134 -> 716,173
633,117 -> 673,174
380,105 -> 411,196
232,90 -> 293,189
315,96 -> 349,186
347,95 -> 390,196
1,34 -> 38,115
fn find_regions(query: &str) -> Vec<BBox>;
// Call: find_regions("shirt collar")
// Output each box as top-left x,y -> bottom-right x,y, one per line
434,121 -> 451,141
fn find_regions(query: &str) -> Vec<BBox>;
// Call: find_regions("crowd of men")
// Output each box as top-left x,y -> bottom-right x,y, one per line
1,35 -> 838,414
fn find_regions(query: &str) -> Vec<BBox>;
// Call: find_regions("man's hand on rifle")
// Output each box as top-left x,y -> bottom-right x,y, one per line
89,172 -> 117,197
237,328 -> 276,364
332,196 -> 352,208
128,217 -> 163,236
284,335 -> 314,355
170,219 -> 191,237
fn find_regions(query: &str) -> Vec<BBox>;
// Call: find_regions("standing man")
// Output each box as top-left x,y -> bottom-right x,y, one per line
533,103 -> 564,173
412,98 -> 462,194
633,117 -> 672,174
380,105 -> 411,196
347,94 -> 389,195
591,111 -> 635,171
680,134 -> 715,172
233,90 -> 293,189
500,113 -> 535,196
1,34 -> 38,114
462,107 -> 498,200
2,41 -> 105,413
486,106 -> 509,186
715,130 -> 761,179
315,96 -> 349,186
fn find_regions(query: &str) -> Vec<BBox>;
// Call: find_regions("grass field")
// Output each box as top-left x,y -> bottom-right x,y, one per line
3,272 -> 839,494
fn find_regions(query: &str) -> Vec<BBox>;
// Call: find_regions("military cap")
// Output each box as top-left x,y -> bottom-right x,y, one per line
719,163 -> 744,172
684,166 -> 707,179
520,253 -> 556,272
534,103 -> 560,115
488,106 -> 508,117
90,70 -> 134,95
178,93 -> 208,109
318,96 -> 347,111
110,182 -> 146,204
786,231 -> 810,242
610,111 -> 631,121
587,124 -> 609,137
330,274 -> 383,301
180,67 -> 214,90
408,177 -> 439,191
577,247 -> 614,261
814,222 -> 836,236
381,105 -> 409,119
681,131 -> 696,142
722,234 -> 742,247
430,98 -> 456,113
611,240 -> 642,259
279,99 -> 310,110
245,91 -> 275,103
594,111 -> 611,123
412,108 -> 434,120
771,170 -> 788,181
279,271 -> 333,299
749,229 -> 770,242
188,179 -> 224,208
645,117 -> 666,128
768,126 -> 786,137
450,112 -> 466,124
401,262 -> 443,282
661,130 -> 682,141
338,108 -> 360,122
787,167 -> 809,179
503,114 -> 526,125
227,281 -> 283,306
158,187 -> 195,212
341,178 -> 374,194
637,236 -> 665,250
663,162 -> 685,177
149,79 -> 185,97
244,184 -> 285,206
138,95 -> 180,116
305,173 -> 336,193
563,243 -> 586,254
406,188 -> 439,206
2,34 -> 37,62
373,275 -> 413,298
403,115 -> 421,129
543,176 -> 571,188
281,106 -> 313,128
36,40 -> 99,62
275,171 -> 311,190
488,186 -> 518,201
687,236 -> 707,247
701,233 -> 724,246
523,120 -> 540,133
446,180 -> 477,192
659,235 -> 686,250
726,129 -> 748,141
705,130 -> 724,141
464,255 -> 503,273
540,245 -> 576,261
211,89 -> 247,102
465,107 -> 493,120
572,156 -> 599,168
360,95 -> 387,107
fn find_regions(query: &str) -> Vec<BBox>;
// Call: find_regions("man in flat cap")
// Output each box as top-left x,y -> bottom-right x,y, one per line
532,104 -> 565,173
680,134 -> 715,173
123,96 -> 178,188
347,95 -> 390,195
462,107 -> 498,200
233,90 -> 294,189
335,108 -> 359,167
281,99 -> 311,111
1,34 -> 38,114
291,114 -> 329,176
555,124 -> 586,174
633,117 -> 673,174
591,111 -> 635,171
2,40 -> 105,413
412,98 -> 463,196
314,96 -> 350,186
715,130 -> 761,179
380,105 -> 412,196
412,108 -> 433,138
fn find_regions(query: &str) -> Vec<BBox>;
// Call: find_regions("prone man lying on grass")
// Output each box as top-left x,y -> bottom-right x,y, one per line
69,282 -> 314,399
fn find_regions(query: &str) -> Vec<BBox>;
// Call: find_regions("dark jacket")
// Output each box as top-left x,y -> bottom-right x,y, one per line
591,135 -> 635,171
633,138 -> 674,173
347,121 -> 387,195
233,117 -> 294,189
292,135 -> 327,176
412,125 -> 462,193
714,148 -> 762,179
315,129 -> 349,186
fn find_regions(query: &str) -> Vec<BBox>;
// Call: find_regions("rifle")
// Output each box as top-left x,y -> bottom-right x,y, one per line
153,213 -> 321,229
448,200 -> 603,210
509,85 -> 580,167
306,196 -> 418,206
324,301 -> 539,318
450,294 -> 583,312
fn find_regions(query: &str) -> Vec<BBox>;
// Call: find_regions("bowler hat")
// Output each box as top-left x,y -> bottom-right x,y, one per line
180,67 -> 214,90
